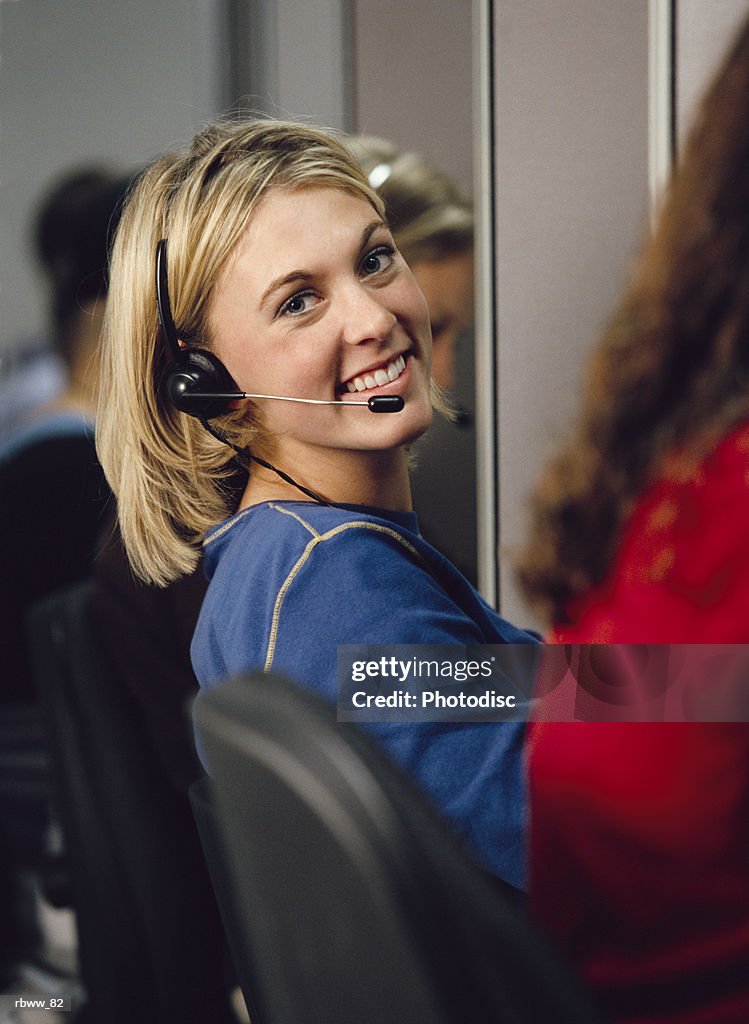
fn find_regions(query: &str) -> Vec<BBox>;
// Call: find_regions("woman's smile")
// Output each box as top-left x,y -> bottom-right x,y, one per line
340,351 -> 409,395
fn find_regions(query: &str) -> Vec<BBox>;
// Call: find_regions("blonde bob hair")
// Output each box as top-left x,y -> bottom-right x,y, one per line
97,118 -> 385,587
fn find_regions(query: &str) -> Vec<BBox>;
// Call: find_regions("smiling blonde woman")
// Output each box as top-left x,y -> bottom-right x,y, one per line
97,117 -> 534,890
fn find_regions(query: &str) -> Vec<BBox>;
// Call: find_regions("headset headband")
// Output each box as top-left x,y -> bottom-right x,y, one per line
155,238 -> 181,362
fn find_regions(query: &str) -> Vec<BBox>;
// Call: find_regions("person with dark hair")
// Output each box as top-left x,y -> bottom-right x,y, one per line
517,15 -> 749,1023
34,169 -> 130,376
0,169 -> 129,444
0,167 -> 130,701
0,167 -> 129,982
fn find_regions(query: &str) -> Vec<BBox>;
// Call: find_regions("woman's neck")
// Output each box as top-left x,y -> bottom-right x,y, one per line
239,445 -> 413,512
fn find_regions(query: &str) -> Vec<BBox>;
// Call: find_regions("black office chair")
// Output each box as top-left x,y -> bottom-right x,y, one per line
0,702 -> 53,979
194,672 -> 601,1024
27,583 -> 236,1024
189,777 -> 257,1024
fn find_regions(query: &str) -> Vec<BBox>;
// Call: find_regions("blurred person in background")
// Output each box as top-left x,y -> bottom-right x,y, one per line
0,167 -> 130,702
517,14 -> 749,1024
0,166 -> 129,983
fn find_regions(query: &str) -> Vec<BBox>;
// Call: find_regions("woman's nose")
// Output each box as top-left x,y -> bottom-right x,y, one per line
340,284 -> 397,346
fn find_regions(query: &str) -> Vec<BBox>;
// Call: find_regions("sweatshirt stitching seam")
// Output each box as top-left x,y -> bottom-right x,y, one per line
203,506 -> 256,547
264,521 -> 429,670
268,502 -> 320,538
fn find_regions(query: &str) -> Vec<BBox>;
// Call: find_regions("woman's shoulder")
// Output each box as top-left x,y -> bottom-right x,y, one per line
201,500 -> 425,585
704,419 -> 749,490
199,499 -> 534,652
204,500 -> 419,548
618,417 -> 749,551
658,418 -> 749,494
557,418 -> 749,642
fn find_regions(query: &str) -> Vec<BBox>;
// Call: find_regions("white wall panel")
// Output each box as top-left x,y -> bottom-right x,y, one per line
491,1 -> 651,624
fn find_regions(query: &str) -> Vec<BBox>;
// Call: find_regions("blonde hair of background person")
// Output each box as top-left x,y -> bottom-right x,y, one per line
97,119 -> 453,588
346,137 -> 474,392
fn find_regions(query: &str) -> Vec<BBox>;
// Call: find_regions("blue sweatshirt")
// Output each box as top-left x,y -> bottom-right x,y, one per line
192,500 -> 536,888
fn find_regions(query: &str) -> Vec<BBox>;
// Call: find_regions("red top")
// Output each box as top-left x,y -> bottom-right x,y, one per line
530,420 -> 749,1023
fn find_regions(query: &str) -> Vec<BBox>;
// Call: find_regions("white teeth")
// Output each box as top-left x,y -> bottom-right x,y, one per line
345,353 -> 407,395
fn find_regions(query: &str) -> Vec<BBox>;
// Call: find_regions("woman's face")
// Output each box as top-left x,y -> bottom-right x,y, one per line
209,185 -> 433,468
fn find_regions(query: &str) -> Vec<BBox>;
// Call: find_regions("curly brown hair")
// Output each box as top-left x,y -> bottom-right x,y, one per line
517,14 -> 749,624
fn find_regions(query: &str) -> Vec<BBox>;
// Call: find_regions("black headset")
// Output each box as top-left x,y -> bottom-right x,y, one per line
156,238 -> 241,421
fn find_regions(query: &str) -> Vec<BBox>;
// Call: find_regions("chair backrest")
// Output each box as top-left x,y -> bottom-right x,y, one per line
27,582 -> 234,1024
189,776 -> 258,1024
195,672 -> 601,1024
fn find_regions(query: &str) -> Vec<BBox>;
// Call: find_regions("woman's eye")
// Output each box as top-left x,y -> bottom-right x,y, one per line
360,245 -> 395,277
278,290 -> 317,317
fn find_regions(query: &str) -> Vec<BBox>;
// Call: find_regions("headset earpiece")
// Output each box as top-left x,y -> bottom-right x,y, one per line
156,238 -> 240,420
164,348 -> 239,420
